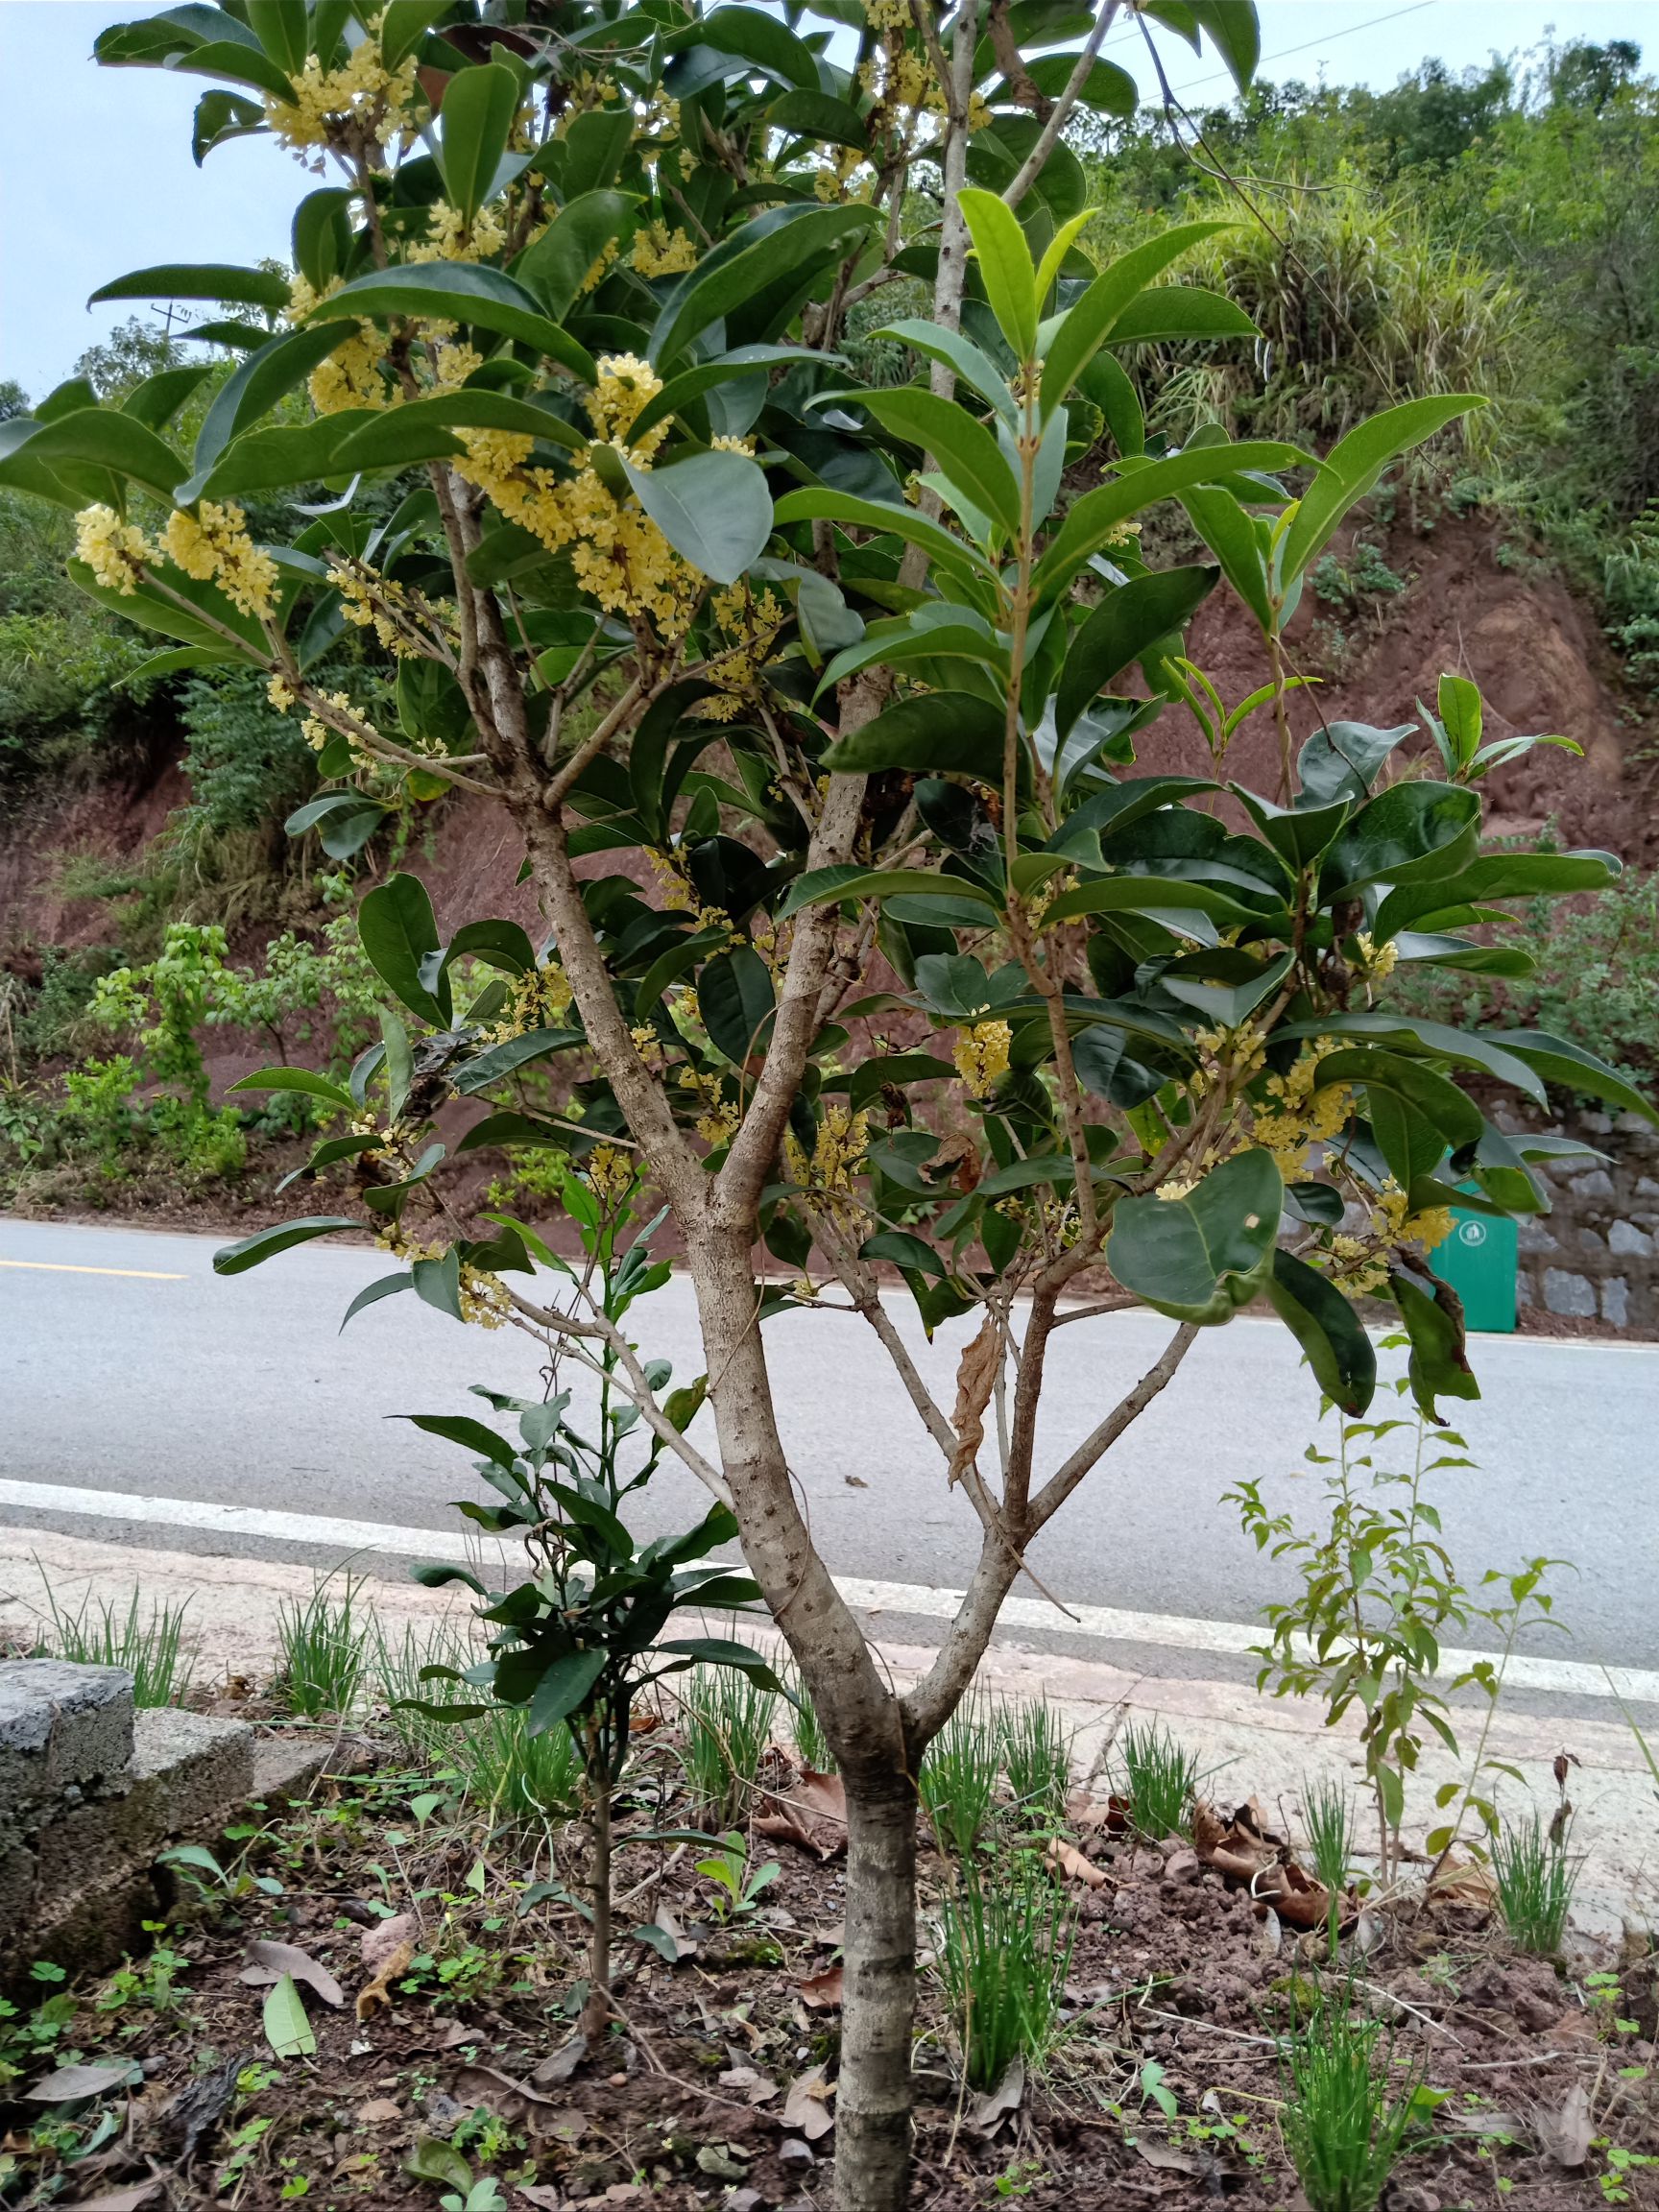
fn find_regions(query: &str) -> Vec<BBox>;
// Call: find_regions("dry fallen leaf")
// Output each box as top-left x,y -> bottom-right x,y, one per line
354,2099 -> 400,2126
457,2064 -> 559,2112
1046,1839 -> 1108,1890
967,2056 -> 1023,2135
241,1937 -> 345,2008
1136,2139 -> 1200,2175
781,2066 -> 835,2142
797,1965 -> 844,2010
359,1913 -> 416,1974
718,2066 -> 780,2105
533,2035 -> 590,2088
757,1767 -> 849,1860
354,1939 -> 414,2022
516,2189 -> 564,2209
948,1312 -> 1000,1485
60,2187 -> 162,2212
26,2062 -> 139,2104
1537,2081 -> 1593,2170
1429,1853 -> 1498,1912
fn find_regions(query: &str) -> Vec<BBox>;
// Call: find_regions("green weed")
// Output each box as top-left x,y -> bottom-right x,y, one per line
998,1700 -> 1071,1829
1280,1986 -> 1422,2212
36,1580 -> 193,1708
1492,1812 -> 1577,1958
781,1657 -> 834,1772
935,1857 -> 1075,2092
677,1663 -> 776,1829
920,1693 -> 1001,1860
1115,1720 -> 1197,1843
274,1570 -> 368,1719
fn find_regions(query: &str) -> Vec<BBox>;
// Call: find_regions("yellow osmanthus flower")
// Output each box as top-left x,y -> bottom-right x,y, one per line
429,339 -> 484,394
267,674 -> 297,711
704,583 -> 786,721
161,501 -> 277,621
678,1067 -> 740,1148
646,852 -> 736,939
863,0 -> 910,28
579,239 -> 620,295
1353,930 -> 1399,981
309,328 -> 387,415
285,273 -> 341,324
408,200 -> 507,265
953,1019 -> 1012,1098
1251,1037 -> 1352,1179
585,354 -> 667,455
327,559 -> 419,655
629,1022 -> 668,1074
631,221 -> 699,277
264,40 -> 424,167
785,1103 -> 870,1197
484,964 -> 575,1045
75,504 -> 152,595
585,1143 -> 636,1208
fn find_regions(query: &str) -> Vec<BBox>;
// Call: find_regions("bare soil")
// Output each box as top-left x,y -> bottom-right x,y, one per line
3,1709 -> 1655,2212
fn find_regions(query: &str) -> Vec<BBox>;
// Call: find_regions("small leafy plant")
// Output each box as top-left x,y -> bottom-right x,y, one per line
935,1857 -> 1075,2092
1116,1721 -> 1198,1844
1280,1984 -> 1423,2212
921,1693 -> 1002,1860
695,1832 -> 781,1922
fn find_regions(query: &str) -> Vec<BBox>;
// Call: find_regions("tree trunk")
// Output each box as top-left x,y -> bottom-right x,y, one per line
834,1771 -> 920,2212
580,1775 -> 612,2043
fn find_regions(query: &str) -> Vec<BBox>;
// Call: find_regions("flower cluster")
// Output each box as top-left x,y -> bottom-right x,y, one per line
327,559 -> 420,655
584,1143 -> 637,1208
632,221 -> 699,277
1250,1038 -> 1353,1179
408,201 -> 508,265
679,1068 -> 741,1149
264,36 -> 424,169
483,964 -> 575,1045
644,851 -> 735,939
162,502 -> 278,621
1323,1181 -> 1454,1297
74,504 -> 152,595
785,1102 -> 871,1198
953,1019 -> 1012,1098
704,584 -> 787,720
310,328 -> 387,415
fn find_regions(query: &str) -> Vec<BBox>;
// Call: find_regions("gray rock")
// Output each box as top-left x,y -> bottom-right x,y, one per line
1569,1169 -> 1617,1200
1516,1275 -> 1533,1306
1609,1220 -> 1655,1258
1579,1112 -> 1615,1136
1579,1228 -> 1606,1253
1517,1221 -> 1558,1255
1602,1278 -> 1630,1329
0,1663 -> 134,1815
1635,1178 -> 1659,1199
1543,1270 -> 1598,1318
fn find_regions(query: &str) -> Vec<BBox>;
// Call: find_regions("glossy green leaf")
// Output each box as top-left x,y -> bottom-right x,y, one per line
872,321 -> 1018,421
1295,718 -> 1416,808
527,1649 -> 609,1734
1489,1032 -> 1659,1124
187,325 -> 348,489
820,691 -> 1007,782
1321,782 -> 1480,899
213,1216 -> 358,1275
699,947 -> 776,1064
845,384 -> 1022,537
1107,1147 -> 1284,1325
956,187 -> 1038,360
689,6 -> 821,88
89,260 -> 290,312
1390,1269 -> 1480,1421
381,0 -> 455,67
620,447 -> 773,585
1040,222 -> 1232,417
1188,0 -> 1261,88
769,86 -> 869,149
649,203 -> 879,369
191,86 -> 264,162
358,873 -> 450,1026
1314,1049 -> 1483,1152
452,1026 -> 583,1094
516,191 -> 639,322
1105,287 -> 1258,346
1035,442 -> 1310,600
1279,397 -> 1486,588
1264,1248 -> 1376,1414
305,264 -> 597,385
2,411 -> 184,503
781,864 -> 1001,918
1055,565 -> 1217,736
773,487 -> 996,578
438,61 -> 521,223
1374,850 -> 1621,939
228,1068 -> 355,1111
245,0 -> 307,71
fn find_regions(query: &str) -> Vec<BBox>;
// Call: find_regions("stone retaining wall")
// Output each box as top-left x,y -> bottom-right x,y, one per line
1510,1108 -> 1659,1335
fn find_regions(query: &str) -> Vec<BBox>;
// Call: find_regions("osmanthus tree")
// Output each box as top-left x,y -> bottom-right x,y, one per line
8,1 -> 1654,2201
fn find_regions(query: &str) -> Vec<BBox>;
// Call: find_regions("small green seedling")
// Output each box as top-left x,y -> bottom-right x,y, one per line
695,1833 -> 781,1920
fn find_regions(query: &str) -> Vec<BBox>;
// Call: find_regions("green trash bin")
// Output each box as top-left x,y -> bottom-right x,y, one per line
1432,1203 -> 1518,1333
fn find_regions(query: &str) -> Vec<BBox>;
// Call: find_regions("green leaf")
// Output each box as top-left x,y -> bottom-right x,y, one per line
401,1412 -> 517,1469
690,6 -> 821,88
453,1025 -> 582,1093
89,261 -> 291,312
773,486 -> 996,579
1040,222 -> 1233,417
1042,875 -> 1275,932
123,364 -> 214,432
620,447 -> 772,585
1056,565 -> 1217,736
1034,442 -> 1310,600
516,191 -> 640,322
186,324 -> 348,491
821,691 -> 1007,782
381,0 -> 455,67
1315,1048 -> 1483,1153
769,86 -> 869,149
263,1975 -> 316,2060
1436,671 -> 1482,769
528,1647 -> 609,1735
1104,287 -> 1258,346
630,343 -> 840,444
1189,0 -> 1261,88
648,203 -> 880,370
1489,1032 -> 1659,1125
844,385 -> 1022,537
1375,849 -> 1621,938
781,865 -> 1000,919
246,0 -> 307,72
1106,1148 -> 1283,1325
1279,397 -> 1486,588
404,2136 -> 475,2194
1390,1270 -> 1480,1421
192,86 -> 264,163
228,1067 -> 354,1111
358,873 -> 450,1026
305,264 -> 597,385
871,321 -> 1017,421
699,947 -> 776,1064
438,61 -> 521,224
956,187 -> 1038,360
1,411 -> 184,503
1296,718 -> 1417,808
1264,1248 -> 1376,1411
1321,782 -> 1480,900
213,1216 -> 357,1275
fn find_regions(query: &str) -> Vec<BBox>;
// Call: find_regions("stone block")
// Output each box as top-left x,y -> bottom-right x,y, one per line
1570,1169 -> 1617,1200
0,1663 -> 133,1814
1516,1275 -> 1534,1306
1544,1269 -> 1597,1318
1635,1178 -> 1659,1199
129,1708 -> 254,1836
1602,1278 -> 1630,1329
1579,1112 -> 1615,1136
252,1737 -> 333,1807
1609,1220 -> 1655,1258
1517,1221 -> 1558,1255
1579,1227 -> 1606,1253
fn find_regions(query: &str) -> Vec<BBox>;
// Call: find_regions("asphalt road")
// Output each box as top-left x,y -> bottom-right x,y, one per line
3,1214 -> 1657,1687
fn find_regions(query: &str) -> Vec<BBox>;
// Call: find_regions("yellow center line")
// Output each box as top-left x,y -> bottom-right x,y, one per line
0,1259 -> 188,1281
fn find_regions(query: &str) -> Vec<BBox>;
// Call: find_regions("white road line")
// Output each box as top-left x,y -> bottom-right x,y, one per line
0,1259 -> 187,1280
5,1476 -> 1656,1705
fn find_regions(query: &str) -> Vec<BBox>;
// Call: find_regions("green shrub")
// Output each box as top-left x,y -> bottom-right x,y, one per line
274,1573 -> 369,1719
1492,1812 -> 1577,1957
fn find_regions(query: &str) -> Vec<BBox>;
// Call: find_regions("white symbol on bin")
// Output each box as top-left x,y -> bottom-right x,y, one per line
1458,1220 -> 1487,1247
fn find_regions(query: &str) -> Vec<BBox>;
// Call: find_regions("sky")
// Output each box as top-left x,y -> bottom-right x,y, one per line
1,0 -> 1653,399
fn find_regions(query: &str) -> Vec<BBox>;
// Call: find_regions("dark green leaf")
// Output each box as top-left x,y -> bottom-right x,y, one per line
620,447 -> 772,585
1264,1248 -> 1376,1415
1106,1147 -> 1283,1324
821,691 -> 1007,781
89,260 -> 290,311
1056,565 -> 1217,737
306,265 -> 597,385
648,203 -> 879,369
358,873 -> 450,1026
228,1067 -> 354,1110
1322,782 -> 1479,900
1280,397 -> 1486,588
438,61 -> 521,224
1390,1270 -> 1480,1421
699,947 -> 776,1064
1040,222 -> 1232,417
213,1216 -> 357,1276
516,191 -> 640,322
845,384 -> 1022,537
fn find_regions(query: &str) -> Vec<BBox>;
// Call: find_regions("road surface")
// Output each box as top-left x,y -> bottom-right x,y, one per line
3,1214 -> 1655,1702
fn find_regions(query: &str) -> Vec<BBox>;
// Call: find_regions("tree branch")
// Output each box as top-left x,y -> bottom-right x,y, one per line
1027,1320 -> 1200,1531
1000,1 -> 1120,210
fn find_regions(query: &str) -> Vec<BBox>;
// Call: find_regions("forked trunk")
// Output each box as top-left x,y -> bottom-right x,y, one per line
834,1772 -> 920,2212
